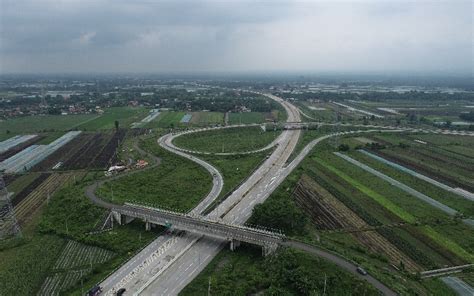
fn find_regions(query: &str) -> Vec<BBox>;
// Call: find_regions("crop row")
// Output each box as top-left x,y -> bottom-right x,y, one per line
295,174 -> 419,271
11,173 -> 50,207
13,173 -> 76,224
54,240 -> 115,270
38,269 -> 89,296
62,133 -> 107,170
32,133 -> 93,171
92,129 -> 127,168
314,156 -> 474,265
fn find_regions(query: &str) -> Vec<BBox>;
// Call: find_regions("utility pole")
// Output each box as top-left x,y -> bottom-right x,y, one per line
323,273 -> 327,296
208,277 -> 211,296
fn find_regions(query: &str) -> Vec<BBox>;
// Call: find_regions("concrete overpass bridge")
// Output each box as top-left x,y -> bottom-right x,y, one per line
111,203 -> 285,256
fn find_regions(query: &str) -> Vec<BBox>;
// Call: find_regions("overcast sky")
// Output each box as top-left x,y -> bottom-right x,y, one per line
0,0 -> 472,74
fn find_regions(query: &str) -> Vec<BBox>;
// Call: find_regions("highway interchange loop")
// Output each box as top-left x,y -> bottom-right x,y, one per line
89,95 -> 473,295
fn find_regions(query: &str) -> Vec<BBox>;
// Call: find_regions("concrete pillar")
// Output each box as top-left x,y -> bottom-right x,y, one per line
262,243 -> 278,257
145,221 -> 151,231
229,239 -> 240,251
112,211 -> 123,225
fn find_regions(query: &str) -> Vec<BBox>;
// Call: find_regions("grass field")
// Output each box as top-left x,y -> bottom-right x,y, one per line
97,137 -> 212,212
173,126 -> 280,153
144,111 -> 186,128
228,112 -> 266,124
77,107 -> 148,130
190,111 -> 224,125
0,114 -> 97,136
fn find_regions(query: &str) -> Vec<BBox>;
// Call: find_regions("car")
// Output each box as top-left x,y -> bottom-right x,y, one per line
116,288 -> 126,296
356,266 -> 368,276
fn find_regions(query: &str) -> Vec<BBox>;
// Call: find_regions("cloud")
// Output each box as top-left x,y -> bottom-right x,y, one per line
0,0 -> 471,74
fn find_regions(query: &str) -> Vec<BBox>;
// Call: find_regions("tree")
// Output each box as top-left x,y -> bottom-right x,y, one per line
338,144 -> 350,151
114,120 -> 119,130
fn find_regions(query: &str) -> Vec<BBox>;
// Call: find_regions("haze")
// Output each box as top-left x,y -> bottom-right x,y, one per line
0,0 -> 472,74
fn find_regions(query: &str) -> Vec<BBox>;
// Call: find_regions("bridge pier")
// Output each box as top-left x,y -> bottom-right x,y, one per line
112,211 -> 123,225
262,243 -> 278,257
229,239 -> 241,251
111,211 -> 135,226
145,221 -> 151,231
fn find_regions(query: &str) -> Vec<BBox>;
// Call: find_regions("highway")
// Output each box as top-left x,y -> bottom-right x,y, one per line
139,94 -> 304,295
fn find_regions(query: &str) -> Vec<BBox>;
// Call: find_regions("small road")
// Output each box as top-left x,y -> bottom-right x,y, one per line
283,240 -> 397,296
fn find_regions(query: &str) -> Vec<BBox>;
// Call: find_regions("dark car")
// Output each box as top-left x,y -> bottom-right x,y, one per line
116,288 -> 126,296
356,266 -> 368,276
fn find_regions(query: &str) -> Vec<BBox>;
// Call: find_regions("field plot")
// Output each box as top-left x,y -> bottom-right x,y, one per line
31,133 -> 94,171
173,126 -> 280,153
368,133 -> 474,192
228,112 -> 265,124
14,172 -> 77,225
0,131 -> 81,173
144,111 -> 186,128
77,107 -> 148,130
351,150 -> 474,214
294,174 -> 420,271
189,111 -> 224,125
0,234 -> 65,296
11,173 -> 50,207
6,172 -> 41,196
38,240 -> 115,296
312,153 -> 473,265
0,114 -> 97,135
57,129 -> 126,170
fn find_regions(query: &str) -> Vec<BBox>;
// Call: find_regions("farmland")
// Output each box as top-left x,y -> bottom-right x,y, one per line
243,133 -> 474,295
365,133 -> 474,191
77,107 -> 148,130
0,114 -> 97,136
173,126 -> 280,153
38,240 -> 115,296
144,111 -> 186,128
228,112 -> 266,124
189,111 -> 224,125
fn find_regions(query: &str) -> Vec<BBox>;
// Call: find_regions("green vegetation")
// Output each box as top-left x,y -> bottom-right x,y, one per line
0,114 -> 97,135
0,235 -> 65,296
347,149 -> 474,216
78,107 -> 148,130
7,172 -> 41,195
37,172 -> 160,295
203,152 -> 266,199
145,111 -> 186,128
190,111 -> 224,125
173,127 -> 280,153
97,137 -> 212,212
228,112 -> 265,124
181,246 -> 378,296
